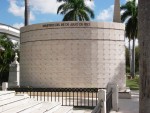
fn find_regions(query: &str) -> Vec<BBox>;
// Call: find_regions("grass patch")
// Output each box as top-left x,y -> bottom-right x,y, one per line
126,76 -> 139,90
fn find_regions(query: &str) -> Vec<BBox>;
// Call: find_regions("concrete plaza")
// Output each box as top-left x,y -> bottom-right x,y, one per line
111,90 -> 139,113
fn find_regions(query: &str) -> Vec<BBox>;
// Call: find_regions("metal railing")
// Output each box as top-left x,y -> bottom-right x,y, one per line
106,89 -> 113,113
8,88 -> 101,108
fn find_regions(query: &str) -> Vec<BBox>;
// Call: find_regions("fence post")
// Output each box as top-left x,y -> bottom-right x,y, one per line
98,89 -> 106,113
2,82 -> 8,91
107,83 -> 119,111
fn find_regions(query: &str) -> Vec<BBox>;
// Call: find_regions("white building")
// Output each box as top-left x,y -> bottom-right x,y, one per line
0,23 -> 20,42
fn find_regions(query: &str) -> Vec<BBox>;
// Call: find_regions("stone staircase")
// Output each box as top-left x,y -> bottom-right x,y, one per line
0,91 -> 73,113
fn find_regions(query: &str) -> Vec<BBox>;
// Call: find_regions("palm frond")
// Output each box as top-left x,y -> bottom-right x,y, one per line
57,0 -> 94,21
84,6 -> 95,19
63,10 -> 75,21
121,0 -> 138,40
57,0 -> 68,2
57,4 -> 66,14
121,10 -> 131,22
79,10 -> 90,21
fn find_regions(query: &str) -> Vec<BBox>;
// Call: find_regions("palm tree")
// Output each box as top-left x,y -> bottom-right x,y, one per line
120,0 -> 138,78
0,35 -> 17,85
24,0 -> 29,26
57,0 -> 95,21
139,0 -> 150,112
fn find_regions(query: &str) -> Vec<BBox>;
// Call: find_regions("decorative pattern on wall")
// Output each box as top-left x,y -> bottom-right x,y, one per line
20,22 -> 125,90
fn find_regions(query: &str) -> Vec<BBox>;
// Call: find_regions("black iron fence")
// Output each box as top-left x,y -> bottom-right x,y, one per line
8,88 -> 102,108
106,89 -> 113,113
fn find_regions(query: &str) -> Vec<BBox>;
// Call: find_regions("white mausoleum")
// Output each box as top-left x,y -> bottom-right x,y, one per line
20,21 -> 125,90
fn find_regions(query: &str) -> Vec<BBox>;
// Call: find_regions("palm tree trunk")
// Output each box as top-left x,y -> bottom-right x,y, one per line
139,0 -> 150,112
129,38 -> 132,76
131,38 -> 135,78
24,0 -> 29,26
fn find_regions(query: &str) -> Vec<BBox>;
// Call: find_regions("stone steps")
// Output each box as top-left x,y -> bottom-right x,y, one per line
0,91 -> 15,101
0,91 -> 73,113
2,100 -> 42,113
0,94 -> 29,112
30,102 -> 61,113
46,106 -> 73,113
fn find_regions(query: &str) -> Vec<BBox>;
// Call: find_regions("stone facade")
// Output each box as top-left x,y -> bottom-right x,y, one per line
20,22 -> 125,90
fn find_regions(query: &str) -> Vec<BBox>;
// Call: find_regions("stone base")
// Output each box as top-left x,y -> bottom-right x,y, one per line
119,87 -> 131,99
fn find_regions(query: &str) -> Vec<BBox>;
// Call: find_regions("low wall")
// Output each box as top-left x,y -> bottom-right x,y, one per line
20,22 -> 125,90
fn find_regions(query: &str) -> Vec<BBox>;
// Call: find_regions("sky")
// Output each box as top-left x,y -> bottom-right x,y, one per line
0,0 -> 128,29
0,0 -> 138,47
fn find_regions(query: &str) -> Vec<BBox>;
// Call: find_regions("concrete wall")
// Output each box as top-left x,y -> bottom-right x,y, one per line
20,22 -> 125,90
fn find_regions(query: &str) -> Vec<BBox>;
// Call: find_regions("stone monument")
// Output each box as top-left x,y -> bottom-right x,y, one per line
20,0 -> 126,90
113,0 -> 121,23
8,53 -> 20,88
20,21 -> 125,90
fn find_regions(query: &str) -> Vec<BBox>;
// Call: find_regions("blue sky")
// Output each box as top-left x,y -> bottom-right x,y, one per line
0,0 -> 126,28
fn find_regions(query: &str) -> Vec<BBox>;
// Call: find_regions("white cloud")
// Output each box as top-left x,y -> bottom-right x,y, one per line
13,23 -> 24,29
8,0 -> 95,23
8,0 -> 35,21
97,5 -> 114,21
8,0 -> 24,17
85,0 -> 95,9
30,0 -> 94,14
8,0 -> 95,17
30,0 -> 63,14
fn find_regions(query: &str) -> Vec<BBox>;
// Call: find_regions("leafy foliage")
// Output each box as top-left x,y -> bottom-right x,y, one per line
0,35 -> 19,84
121,0 -> 138,78
57,0 -> 95,21
121,0 -> 138,39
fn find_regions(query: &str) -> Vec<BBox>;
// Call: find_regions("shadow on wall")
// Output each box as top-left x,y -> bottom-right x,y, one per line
111,61 -> 126,91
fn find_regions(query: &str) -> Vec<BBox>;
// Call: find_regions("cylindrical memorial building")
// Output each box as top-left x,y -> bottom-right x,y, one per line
20,22 -> 125,90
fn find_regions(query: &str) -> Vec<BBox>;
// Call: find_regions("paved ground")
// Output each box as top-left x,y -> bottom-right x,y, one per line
72,90 -> 139,113
1,90 -> 139,113
112,90 -> 139,113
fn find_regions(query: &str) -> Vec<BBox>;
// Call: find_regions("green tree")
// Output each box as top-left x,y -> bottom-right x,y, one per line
57,0 -> 95,21
0,35 -> 18,85
120,0 -> 138,78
